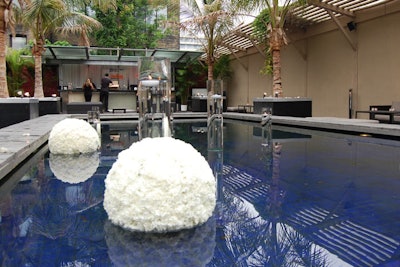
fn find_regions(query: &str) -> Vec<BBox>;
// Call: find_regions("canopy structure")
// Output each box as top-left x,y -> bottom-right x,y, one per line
43,46 -> 203,66
211,0 -> 394,58
289,0 -> 391,25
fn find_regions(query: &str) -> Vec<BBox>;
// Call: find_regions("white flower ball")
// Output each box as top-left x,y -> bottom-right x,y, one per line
48,118 -> 100,154
104,137 -> 216,233
49,152 -> 99,184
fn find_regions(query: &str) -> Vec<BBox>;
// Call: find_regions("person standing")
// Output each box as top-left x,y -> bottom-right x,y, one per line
100,73 -> 112,112
82,78 -> 96,102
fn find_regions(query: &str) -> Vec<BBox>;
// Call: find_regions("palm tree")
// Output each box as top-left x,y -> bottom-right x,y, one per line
61,0 -> 116,46
178,0 -> 236,81
22,0 -> 109,97
22,0 -> 69,98
233,0 -> 306,97
0,0 -> 15,98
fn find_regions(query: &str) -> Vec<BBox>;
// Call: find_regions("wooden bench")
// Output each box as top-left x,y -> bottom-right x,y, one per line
112,108 -> 126,113
238,104 -> 253,113
373,102 -> 400,123
356,102 -> 400,123
227,106 -> 239,112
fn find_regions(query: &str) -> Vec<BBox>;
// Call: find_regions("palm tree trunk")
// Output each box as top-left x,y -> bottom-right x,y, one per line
272,49 -> 282,96
207,63 -> 215,96
33,53 -> 44,98
0,0 -> 9,98
207,63 -> 213,81
33,41 -> 45,98
270,28 -> 283,97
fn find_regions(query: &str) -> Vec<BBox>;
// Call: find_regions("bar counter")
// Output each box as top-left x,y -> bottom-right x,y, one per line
253,97 -> 312,117
60,89 -> 137,112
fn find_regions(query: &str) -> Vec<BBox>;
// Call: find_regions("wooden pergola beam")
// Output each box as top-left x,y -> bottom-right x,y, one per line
220,41 -> 246,52
327,9 -> 357,51
227,46 -> 248,71
233,31 -> 266,58
308,0 -> 355,18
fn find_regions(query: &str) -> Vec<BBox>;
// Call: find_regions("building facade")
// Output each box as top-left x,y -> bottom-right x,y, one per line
226,1 -> 400,118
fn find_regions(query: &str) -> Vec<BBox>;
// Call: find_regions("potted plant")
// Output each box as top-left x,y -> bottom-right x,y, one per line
6,48 -> 34,97
175,60 -> 206,111
175,68 -> 191,111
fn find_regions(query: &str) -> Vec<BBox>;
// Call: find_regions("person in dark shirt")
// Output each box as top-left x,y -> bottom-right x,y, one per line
82,78 -> 96,102
100,73 -> 112,112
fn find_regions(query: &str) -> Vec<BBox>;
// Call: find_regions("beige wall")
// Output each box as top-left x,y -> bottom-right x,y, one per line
357,12 -> 400,111
228,53 -> 270,107
281,41 -> 308,97
306,30 -> 355,117
228,2 -> 400,118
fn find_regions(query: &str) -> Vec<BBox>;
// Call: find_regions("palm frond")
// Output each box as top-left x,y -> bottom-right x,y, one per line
23,0 -> 68,37
56,11 -> 102,35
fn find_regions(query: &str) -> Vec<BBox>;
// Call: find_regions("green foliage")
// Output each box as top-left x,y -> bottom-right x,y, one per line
253,8 -> 270,36
213,54 -> 232,80
175,60 -> 206,104
93,0 -> 165,48
45,40 -> 72,46
6,48 -> 34,96
28,39 -> 71,47
253,9 -> 273,75
259,52 -> 273,75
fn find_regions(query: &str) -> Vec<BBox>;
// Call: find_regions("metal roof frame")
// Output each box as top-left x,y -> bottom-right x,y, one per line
43,46 -> 203,66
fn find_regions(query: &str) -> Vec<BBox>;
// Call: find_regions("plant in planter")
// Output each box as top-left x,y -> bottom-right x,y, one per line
213,54 -> 232,110
6,48 -> 34,97
175,60 -> 206,111
214,54 -> 232,93
214,54 -> 232,82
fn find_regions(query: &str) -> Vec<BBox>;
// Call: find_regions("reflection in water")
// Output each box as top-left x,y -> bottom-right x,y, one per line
0,160 -> 107,266
49,152 -> 100,184
210,119 -> 331,267
105,217 -> 216,266
0,121 -> 399,266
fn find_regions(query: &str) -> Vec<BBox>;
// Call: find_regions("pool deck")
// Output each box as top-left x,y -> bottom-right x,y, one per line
1,112 -> 400,181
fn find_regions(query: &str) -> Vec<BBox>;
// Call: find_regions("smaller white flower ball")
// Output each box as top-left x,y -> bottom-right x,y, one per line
104,137 -> 216,233
48,118 -> 100,154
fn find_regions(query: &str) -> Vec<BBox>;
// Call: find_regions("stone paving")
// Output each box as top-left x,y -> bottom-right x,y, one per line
0,114 -> 69,180
1,112 -> 400,181
223,113 -> 400,138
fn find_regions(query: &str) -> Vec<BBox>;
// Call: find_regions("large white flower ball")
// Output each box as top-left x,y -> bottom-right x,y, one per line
104,137 -> 216,233
48,118 -> 100,154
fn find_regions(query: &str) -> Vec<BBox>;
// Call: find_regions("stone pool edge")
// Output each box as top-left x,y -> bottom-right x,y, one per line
0,114 -> 70,180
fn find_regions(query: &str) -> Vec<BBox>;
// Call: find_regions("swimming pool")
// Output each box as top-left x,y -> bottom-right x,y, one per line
0,119 -> 399,266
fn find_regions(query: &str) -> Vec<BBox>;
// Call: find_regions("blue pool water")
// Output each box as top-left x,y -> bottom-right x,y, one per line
0,119 -> 399,266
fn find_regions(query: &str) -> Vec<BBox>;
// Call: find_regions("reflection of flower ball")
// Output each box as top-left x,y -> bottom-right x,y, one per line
48,118 -> 100,154
49,152 -> 99,184
105,217 -> 216,266
104,137 -> 216,233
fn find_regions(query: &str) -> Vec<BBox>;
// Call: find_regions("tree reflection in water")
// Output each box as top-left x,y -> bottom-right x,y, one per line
209,118 -> 330,266
0,153 -> 108,266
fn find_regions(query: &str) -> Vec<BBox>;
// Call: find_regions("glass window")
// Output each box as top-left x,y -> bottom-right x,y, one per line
11,35 -> 27,49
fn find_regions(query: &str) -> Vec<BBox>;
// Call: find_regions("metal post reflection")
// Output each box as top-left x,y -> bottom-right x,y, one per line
137,57 -> 172,140
207,113 -> 223,200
